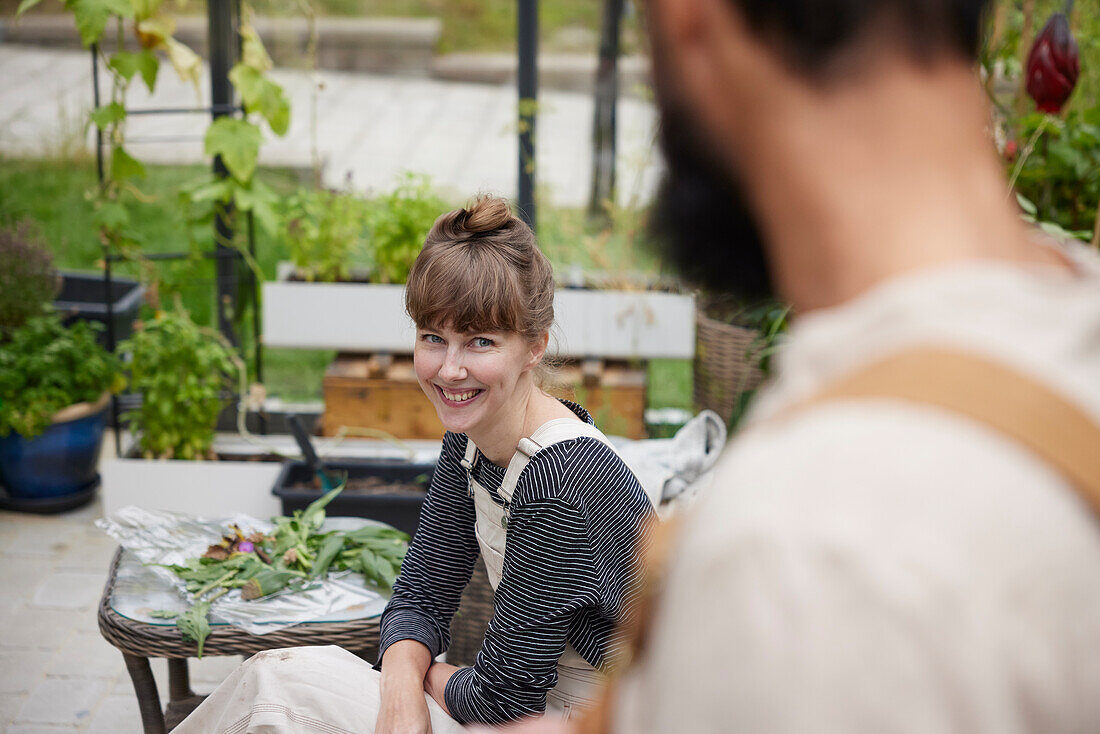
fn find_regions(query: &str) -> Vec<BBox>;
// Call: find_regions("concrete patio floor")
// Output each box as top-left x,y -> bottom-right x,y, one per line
0,491 -> 251,733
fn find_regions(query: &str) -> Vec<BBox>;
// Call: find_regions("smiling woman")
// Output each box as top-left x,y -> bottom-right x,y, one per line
172,196 -> 657,734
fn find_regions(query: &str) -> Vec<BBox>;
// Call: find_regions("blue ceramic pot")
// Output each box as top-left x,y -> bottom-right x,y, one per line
0,396 -> 109,499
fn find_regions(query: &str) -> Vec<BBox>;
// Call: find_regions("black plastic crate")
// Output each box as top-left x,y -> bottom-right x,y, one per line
53,272 -> 144,350
273,459 -> 435,537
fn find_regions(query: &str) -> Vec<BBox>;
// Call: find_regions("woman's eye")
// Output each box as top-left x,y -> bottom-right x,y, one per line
474,337 -> 494,348
422,334 -> 443,344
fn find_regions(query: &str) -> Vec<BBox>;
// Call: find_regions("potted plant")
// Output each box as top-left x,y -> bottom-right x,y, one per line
0,315 -> 122,509
100,309 -> 285,518
0,223 -> 123,511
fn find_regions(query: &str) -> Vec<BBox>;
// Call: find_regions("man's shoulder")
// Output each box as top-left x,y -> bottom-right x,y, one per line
692,401 -> 1100,569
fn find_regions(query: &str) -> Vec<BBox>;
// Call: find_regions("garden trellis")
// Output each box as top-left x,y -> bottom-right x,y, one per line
84,0 -> 266,454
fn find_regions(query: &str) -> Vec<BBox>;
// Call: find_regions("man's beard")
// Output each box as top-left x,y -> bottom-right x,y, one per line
649,97 -> 775,301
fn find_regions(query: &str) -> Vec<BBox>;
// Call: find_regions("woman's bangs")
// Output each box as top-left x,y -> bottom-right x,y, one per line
409,258 -> 522,335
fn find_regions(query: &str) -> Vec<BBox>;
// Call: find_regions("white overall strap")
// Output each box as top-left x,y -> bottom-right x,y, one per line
460,435 -> 479,497
498,419 -> 614,503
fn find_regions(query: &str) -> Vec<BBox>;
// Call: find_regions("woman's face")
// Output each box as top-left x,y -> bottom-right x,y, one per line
414,322 -> 543,436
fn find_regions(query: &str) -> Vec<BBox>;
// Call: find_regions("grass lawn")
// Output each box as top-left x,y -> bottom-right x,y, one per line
1,155 -> 693,414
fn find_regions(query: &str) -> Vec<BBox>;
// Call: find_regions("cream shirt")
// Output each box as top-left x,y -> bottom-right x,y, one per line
614,247 -> 1100,733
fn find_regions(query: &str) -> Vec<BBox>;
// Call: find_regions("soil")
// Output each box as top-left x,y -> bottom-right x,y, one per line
293,474 -> 428,496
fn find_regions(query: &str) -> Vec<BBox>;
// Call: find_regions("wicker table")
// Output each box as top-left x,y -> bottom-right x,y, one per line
98,548 -> 381,733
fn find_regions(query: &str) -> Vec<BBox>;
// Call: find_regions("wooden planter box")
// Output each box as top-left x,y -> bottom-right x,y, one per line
323,354 -> 647,440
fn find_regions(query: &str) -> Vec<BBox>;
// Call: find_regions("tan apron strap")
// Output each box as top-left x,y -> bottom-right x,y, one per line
578,347 -> 1100,734
801,347 -> 1100,513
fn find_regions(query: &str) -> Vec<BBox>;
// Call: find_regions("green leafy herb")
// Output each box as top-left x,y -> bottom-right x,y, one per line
0,313 -> 122,438
148,609 -> 179,619
119,310 -> 237,460
176,600 -> 211,657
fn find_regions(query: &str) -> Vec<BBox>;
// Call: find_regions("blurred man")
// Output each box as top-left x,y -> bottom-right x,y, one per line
500,0 -> 1100,732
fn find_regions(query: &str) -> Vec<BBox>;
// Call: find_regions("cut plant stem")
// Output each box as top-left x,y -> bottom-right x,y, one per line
206,587 -> 230,603
195,569 -> 238,597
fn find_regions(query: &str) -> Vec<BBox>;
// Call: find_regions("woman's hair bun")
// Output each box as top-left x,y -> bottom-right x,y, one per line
461,196 -> 513,234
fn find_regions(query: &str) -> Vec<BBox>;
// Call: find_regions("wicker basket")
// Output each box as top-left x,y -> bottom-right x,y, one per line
446,556 -> 495,666
693,311 -> 764,424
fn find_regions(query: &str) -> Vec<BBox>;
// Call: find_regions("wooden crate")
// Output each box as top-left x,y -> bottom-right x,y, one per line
322,354 -> 647,440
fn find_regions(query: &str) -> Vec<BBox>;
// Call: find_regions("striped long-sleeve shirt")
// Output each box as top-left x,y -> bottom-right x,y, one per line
377,401 -> 655,725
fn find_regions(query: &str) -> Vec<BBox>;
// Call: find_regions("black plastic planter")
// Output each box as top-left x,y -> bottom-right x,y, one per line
53,271 -> 145,350
273,459 -> 435,537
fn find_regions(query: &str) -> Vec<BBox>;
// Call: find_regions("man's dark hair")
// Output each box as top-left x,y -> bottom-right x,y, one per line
729,0 -> 991,76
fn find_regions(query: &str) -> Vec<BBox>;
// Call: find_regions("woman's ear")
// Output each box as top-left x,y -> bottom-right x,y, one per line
527,332 -> 550,369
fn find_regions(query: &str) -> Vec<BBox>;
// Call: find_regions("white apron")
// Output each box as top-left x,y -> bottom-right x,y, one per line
172,419 -> 642,733
459,417 -> 634,719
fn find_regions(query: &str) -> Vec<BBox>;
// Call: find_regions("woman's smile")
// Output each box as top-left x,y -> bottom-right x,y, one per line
435,385 -> 484,406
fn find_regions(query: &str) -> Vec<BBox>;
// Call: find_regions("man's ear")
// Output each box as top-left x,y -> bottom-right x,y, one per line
528,332 -> 550,370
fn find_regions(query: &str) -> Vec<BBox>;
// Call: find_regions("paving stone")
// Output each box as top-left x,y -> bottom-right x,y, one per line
17,676 -> 108,725
46,632 -> 123,679
190,654 -> 245,692
0,650 -> 53,694
7,724 -> 79,733
52,527 -> 117,573
84,695 -> 143,734
1,521 -> 71,559
32,571 -> 106,611
111,660 -> 170,707
1,605 -> 85,652
0,558 -> 59,604
0,692 -> 28,728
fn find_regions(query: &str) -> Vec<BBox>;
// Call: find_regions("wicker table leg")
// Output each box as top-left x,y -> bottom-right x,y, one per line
167,659 -> 194,700
122,653 -> 167,734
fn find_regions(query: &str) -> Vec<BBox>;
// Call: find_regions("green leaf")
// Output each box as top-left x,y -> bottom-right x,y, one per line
176,600 -> 211,657
310,533 -> 345,578
148,609 -> 178,619
93,200 -> 130,231
233,179 -> 280,236
16,0 -> 46,17
300,486 -> 344,534
109,50 -> 158,92
229,64 -> 290,136
110,146 -> 146,180
187,178 -> 234,205
204,117 -> 261,183
89,102 -> 126,130
65,0 -> 133,47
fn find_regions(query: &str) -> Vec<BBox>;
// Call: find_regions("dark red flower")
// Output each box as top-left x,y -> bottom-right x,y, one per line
1026,13 -> 1080,114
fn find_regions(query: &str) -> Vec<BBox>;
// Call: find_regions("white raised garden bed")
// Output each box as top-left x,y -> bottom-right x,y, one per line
263,266 -> 695,359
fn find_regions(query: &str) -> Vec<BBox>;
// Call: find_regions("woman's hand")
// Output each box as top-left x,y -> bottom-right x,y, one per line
377,640 -> 434,734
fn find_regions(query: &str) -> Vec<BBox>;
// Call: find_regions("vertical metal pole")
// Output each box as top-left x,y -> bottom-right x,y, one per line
517,0 -> 538,231
91,44 -> 104,186
209,0 -> 239,347
248,211 -> 267,435
248,212 -> 262,386
587,0 -> 624,221
105,255 -> 122,457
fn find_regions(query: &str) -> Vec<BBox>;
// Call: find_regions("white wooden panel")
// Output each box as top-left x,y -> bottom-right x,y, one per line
263,282 -> 416,352
101,458 -> 282,519
263,281 -> 695,359
551,289 -> 695,359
